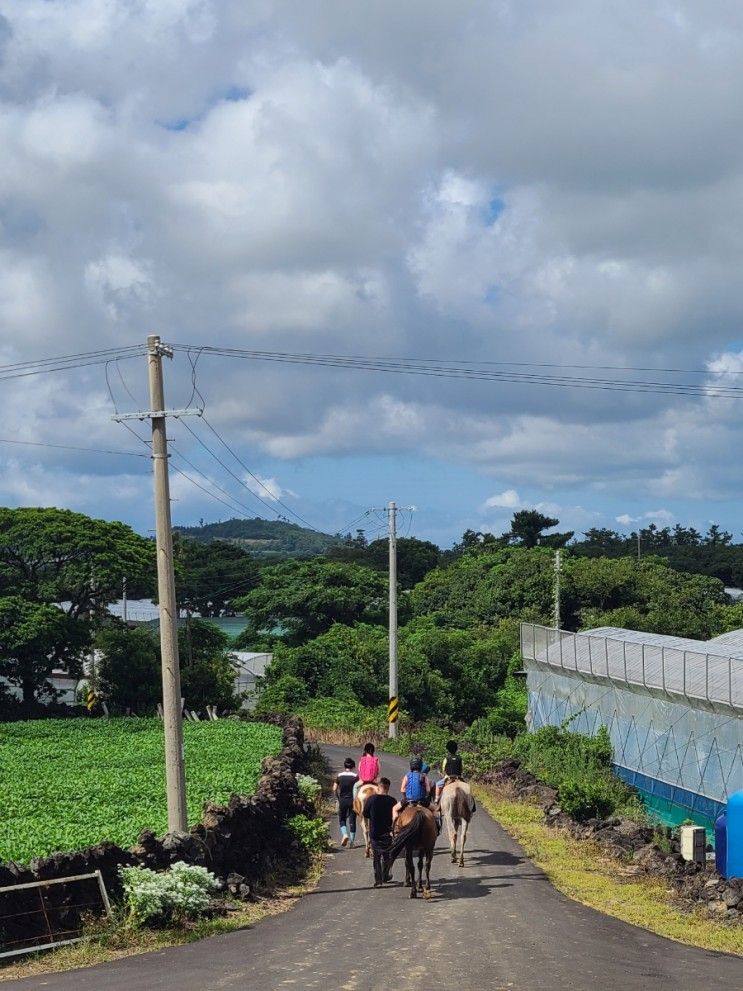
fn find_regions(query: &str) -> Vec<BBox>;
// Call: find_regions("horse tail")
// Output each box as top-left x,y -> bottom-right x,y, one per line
387,810 -> 422,864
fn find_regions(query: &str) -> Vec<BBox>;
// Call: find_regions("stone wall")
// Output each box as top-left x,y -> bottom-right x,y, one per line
0,716 -> 310,952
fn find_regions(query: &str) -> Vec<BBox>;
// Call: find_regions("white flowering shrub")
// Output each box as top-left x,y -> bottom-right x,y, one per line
296,773 -> 322,805
120,861 -> 219,926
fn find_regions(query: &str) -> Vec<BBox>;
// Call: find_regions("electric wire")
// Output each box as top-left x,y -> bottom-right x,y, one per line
200,414 -> 318,529
179,420 -> 291,521
171,346 -> 743,400
0,437 -> 148,458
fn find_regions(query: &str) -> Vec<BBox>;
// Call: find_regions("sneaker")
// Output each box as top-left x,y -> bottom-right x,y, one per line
341,835 -> 349,847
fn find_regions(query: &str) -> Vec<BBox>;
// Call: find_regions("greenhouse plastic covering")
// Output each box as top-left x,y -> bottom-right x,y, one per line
521,623 -> 743,814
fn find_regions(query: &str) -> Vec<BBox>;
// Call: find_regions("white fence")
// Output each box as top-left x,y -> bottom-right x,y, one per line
521,623 -> 743,713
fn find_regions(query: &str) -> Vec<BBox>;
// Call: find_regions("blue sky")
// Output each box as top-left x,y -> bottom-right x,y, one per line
2,2 -> 743,548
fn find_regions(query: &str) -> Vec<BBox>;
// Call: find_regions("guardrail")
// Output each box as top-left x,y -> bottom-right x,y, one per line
520,622 -> 743,712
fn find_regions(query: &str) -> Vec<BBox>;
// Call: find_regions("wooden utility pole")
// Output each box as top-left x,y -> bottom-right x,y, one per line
147,335 -> 187,832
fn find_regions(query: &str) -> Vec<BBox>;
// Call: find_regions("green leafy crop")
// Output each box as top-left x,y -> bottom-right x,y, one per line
0,718 -> 282,864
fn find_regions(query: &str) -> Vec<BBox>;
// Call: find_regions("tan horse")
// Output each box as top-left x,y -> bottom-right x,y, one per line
388,804 -> 437,898
353,784 -> 378,858
440,779 -> 475,866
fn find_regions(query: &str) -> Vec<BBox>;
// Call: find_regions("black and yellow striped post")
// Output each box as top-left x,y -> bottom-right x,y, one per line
85,688 -> 97,712
387,696 -> 399,725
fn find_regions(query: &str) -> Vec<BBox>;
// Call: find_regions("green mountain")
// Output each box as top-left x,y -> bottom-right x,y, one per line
174,517 -> 342,560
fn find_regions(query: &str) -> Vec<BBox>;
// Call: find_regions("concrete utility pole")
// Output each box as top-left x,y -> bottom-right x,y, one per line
147,335 -> 187,833
122,576 -> 128,624
637,531 -> 641,563
388,500 -> 398,739
553,549 -> 562,629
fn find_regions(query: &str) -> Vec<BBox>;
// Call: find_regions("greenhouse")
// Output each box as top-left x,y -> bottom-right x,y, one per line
521,622 -> 743,828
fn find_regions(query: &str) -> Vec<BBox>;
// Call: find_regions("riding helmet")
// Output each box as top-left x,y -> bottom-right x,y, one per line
410,756 -> 423,771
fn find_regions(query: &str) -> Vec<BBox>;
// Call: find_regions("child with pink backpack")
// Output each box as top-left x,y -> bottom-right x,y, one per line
353,742 -> 380,800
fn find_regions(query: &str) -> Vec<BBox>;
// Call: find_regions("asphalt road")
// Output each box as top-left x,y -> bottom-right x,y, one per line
16,746 -> 743,991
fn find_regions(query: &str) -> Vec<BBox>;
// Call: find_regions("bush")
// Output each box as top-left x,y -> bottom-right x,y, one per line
120,862 -> 219,926
296,773 -> 322,808
513,724 -> 636,818
286,814 -> 329,853
558,779 -> 616,821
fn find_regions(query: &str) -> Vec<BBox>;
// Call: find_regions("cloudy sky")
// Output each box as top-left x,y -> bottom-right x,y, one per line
2,1 -> 743,546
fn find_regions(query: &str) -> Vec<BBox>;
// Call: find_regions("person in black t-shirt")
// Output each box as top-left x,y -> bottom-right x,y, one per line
333,757 -> 359,847
362,777 -> 397,887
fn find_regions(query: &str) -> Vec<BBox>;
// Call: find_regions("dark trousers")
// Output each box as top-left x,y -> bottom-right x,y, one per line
371,835 -> 391,884
339,800 -> 356,833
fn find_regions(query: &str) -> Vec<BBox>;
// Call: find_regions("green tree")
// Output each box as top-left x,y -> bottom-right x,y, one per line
233,559 -> 391,647
96,625 -> 162,713
0,507 -> 155,618
0,596 -> 89,702
174,537 -> 257,616
178,620 -> 239,710
507,510 -> 573,549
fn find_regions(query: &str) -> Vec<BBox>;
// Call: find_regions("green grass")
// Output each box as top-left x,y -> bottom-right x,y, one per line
477,785 -> 743,957
0,718 -> 282,864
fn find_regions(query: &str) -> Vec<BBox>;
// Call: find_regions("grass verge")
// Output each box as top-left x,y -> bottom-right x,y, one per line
0,855 -> 325,983
475,784 -> 743,957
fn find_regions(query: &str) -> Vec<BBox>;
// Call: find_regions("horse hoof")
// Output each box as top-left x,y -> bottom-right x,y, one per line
459,860 -> 464,868
424,889 -> 432,900
409,891 -> 417,899
450,856 -> 456,864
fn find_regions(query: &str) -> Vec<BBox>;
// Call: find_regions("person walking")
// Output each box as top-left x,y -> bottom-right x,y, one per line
333,757 -> 359,847
362,777 -> 397,887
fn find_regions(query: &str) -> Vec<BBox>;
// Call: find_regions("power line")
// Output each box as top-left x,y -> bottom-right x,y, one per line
169,444 -> 271,520
171,346 -> 743,400
184,417 -> 320,531
172,344 -> 743,377
0,346 -> 145,383
0,437 -> 148,458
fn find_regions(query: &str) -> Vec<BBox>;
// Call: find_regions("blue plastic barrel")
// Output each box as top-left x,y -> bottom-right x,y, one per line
715,810 -> 727,877
726,790 -> 743,878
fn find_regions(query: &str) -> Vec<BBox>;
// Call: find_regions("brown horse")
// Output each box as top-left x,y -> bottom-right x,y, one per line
440,779 -> 475,866
388,804 -> 437,898
353,783 -> 378,857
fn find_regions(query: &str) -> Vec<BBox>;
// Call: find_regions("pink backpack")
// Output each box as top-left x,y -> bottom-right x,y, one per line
358,754 -> 380,783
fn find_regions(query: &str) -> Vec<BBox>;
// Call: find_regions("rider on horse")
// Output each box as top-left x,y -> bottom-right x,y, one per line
393,756 -> 430,821
434,740 -> 464,805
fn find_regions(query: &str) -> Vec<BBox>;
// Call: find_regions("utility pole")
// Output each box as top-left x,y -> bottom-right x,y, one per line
112,336 -> 202,833
388,501 -> 398,739
147,335 -> 187,833
637,531 -> 641,563
122,576 -> 128,624
553,549 -> 561,629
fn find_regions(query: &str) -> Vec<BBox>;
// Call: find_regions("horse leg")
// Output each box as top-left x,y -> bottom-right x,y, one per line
363,817 -> 371,858
417,848 -> 424,892
459,820 -> 468,867
424,851 -> 432,898
445,814 -> 457,864
406,848 -> 416,898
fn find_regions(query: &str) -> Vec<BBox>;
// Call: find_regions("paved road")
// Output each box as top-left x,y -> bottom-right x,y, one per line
17,747 -> 743,991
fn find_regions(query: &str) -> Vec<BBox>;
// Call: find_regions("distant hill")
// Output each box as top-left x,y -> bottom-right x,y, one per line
174,517 -> 343,560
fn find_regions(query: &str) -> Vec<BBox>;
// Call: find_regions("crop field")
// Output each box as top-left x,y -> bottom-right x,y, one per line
0,718 -> 282,864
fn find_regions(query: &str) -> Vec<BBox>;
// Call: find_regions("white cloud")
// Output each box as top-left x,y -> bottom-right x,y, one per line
616,514 -> 639,526
243,475 -> 297,503
3,3 -> 743,537
481,489 -> 521,511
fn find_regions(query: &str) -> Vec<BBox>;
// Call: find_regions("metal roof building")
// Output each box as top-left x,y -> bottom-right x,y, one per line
521,622 -> 743,826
